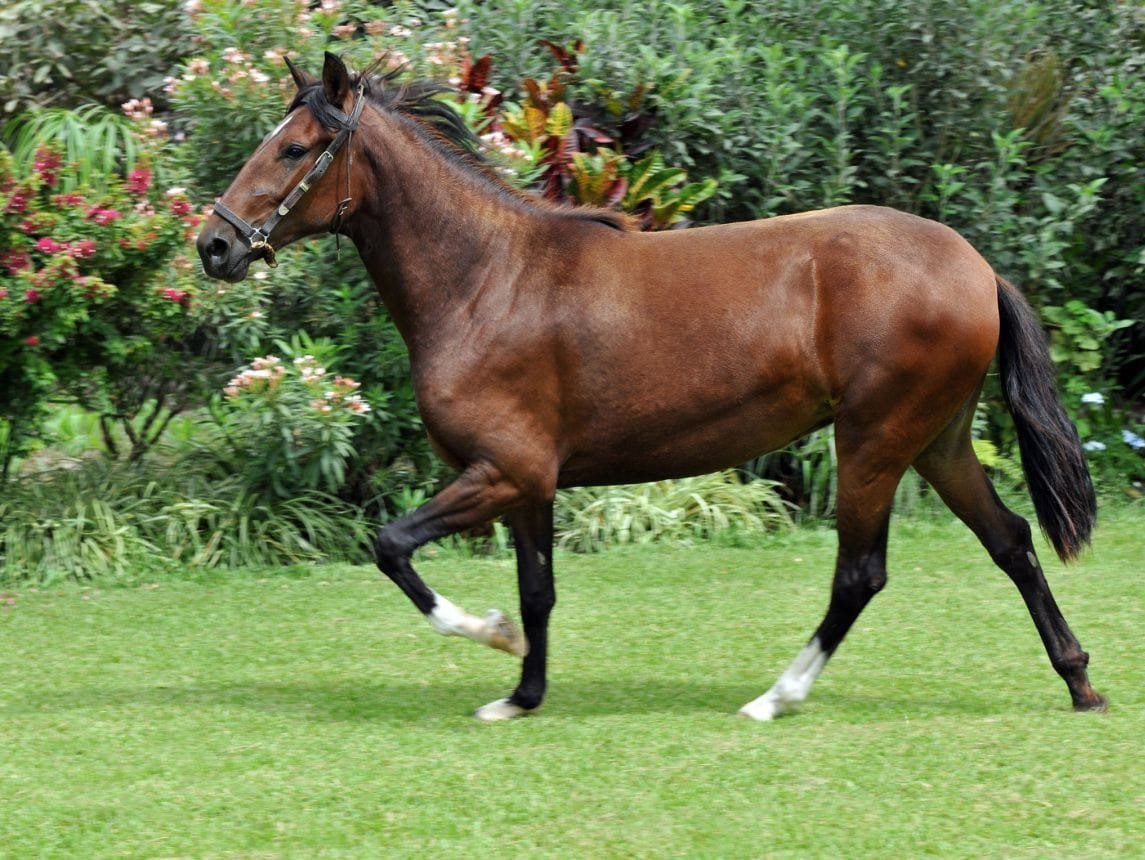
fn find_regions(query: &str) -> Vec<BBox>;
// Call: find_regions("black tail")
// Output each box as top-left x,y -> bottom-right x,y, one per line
995,276 -> 1096,562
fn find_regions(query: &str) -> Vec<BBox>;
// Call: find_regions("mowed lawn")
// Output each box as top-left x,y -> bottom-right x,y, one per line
2,511 -> 1142,857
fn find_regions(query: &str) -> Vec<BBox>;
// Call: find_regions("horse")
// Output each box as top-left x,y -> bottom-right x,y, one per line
197,52 -> 1107,721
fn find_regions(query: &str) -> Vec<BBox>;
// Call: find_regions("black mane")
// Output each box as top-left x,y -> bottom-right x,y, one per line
287,65 -> 631,232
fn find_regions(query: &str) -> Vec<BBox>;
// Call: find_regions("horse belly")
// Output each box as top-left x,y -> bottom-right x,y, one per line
557,377 -> 830,486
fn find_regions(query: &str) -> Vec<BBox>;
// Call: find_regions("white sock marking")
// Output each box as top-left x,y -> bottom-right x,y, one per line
427,592 -> 487,641
474,698 -> 530,722
739,638 -> 828,721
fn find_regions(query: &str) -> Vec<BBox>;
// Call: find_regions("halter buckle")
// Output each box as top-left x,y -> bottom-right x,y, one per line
249,239 -> 278,268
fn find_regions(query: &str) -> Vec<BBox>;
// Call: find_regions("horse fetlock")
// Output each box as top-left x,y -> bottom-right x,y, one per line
1071,690 -> 1109,712
1052,647 -> 1090,677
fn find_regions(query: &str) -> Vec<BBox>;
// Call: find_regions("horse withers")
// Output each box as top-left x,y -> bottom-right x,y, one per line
197,53 -> 1106,721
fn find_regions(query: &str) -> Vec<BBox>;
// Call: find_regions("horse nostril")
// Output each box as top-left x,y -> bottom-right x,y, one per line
206,236 -> 230,261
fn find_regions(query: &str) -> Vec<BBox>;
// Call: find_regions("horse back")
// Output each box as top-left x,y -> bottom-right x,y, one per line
541,206 -> 996,482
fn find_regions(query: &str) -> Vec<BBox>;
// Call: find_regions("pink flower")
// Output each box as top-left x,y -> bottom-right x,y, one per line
25,289 -> 41,303
121,97 -> 153,120
52,192 -> 86,207
170,198 -> 192,217
35,236 -> 66,254
68,239 -> 97,259
344,394 -> 371,414
88,207 -> 123,226
24,335 -> 40,346
162,288 -> 188,303
126,167 -> 152,195
0,288 -> 8,299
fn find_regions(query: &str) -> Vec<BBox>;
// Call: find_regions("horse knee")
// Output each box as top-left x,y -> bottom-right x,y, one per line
374,524 -> 416,571
834,555 -> 887,601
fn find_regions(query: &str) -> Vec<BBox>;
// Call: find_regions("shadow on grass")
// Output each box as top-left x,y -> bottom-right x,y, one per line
3,675 -> 1050,724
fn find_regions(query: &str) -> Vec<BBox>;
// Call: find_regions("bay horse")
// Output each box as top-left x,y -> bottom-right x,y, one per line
197,53 -> 1106,721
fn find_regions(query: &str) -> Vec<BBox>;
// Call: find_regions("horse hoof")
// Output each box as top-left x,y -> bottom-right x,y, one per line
737,698 -> 784,721
474,698 -> 531,722
484,610 -> 529,657
1073,693 -> 1109,713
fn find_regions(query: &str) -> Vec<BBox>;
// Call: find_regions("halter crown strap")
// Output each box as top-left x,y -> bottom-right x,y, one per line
213,84 -> 366,267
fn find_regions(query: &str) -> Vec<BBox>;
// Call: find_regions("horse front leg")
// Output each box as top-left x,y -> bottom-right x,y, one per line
474,501 -> 556,722
374,462 -> 532,661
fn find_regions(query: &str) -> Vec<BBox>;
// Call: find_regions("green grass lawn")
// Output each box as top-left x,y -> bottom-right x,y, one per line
2,510 -> 1142,857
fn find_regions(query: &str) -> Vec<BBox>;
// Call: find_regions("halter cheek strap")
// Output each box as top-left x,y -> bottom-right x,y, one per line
213,84 -> 366,268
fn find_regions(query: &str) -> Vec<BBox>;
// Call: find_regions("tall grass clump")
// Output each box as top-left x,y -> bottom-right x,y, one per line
554,471 -> 792,553
0,457 -> 374,585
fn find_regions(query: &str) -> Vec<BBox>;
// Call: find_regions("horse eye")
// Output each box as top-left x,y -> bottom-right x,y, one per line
281,143 -> 309,161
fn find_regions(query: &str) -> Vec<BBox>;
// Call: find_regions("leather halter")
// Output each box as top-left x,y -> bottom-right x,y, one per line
212,84 -> 366,267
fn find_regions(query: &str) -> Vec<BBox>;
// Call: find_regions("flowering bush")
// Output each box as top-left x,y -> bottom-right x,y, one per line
214,337 -> 381,499
0,144 -> 207,476
168,0 -> 449,196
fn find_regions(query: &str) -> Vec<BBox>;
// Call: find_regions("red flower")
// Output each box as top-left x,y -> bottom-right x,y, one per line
126,167 -> 152,195
33,148 -> 62,187
52,192 -> 86,207
1,249 -> 30,274
162,287 -> 188,303
24,289 -> 41,303
0,288 -> 8,299
68,239 -> 98,259
170,198 -> 192,217
5,191 -> 29,214
24,335 -> 40,346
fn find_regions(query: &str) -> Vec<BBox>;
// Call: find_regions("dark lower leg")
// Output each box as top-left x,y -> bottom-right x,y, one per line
814,516 -> 890,656
506,503 -> 555,711
374,520 -> 435,613
989,516 -> 1106,710
917,450 -> 1106,711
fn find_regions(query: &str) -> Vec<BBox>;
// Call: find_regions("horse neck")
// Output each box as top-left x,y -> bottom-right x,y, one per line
345,111 -> 542,352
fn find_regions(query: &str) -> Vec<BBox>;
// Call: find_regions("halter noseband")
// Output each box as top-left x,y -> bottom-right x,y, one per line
213,83 -> 366,267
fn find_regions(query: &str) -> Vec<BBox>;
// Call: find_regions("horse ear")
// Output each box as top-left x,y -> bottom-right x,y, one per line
322,51 -> 351,106
283,55 -> 314,91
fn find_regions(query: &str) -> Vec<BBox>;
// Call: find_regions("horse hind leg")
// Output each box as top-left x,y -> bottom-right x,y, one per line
913,417 -> 1107,711
739,433 -> 905,720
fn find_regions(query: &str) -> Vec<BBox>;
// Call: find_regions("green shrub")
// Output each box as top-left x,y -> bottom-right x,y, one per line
0,0 -> 188,115
455,0 -> 1145,398
211,334 -> 379,500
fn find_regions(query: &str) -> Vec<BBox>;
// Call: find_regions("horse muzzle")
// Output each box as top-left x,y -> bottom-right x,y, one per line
196,223 -> 260,283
